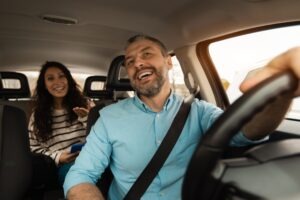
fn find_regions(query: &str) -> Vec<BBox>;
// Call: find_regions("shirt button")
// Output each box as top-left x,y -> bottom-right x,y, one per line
159,192 -> 164,196
157,140 -> 161,144
157,114 -> 160,118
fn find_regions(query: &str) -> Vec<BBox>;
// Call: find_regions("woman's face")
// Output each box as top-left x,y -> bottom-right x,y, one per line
44,67 -> 69,100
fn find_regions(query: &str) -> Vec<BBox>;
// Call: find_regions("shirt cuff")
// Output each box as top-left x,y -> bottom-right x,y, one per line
230,131 -> 269,147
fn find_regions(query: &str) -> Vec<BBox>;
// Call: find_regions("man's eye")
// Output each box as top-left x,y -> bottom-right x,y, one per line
142,52 -> 153,59
126,60 -> 133,67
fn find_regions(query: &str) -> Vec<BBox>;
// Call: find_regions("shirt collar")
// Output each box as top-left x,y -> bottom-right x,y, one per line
133,91 -> 175,113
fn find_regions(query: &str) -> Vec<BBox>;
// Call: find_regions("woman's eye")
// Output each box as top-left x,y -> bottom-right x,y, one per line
46,77 -> 54,81
59,74 -> 66,79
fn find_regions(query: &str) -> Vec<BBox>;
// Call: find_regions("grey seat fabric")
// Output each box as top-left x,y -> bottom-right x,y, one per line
0,104 -> 32,200
106,55 -> 134,100
0,100 -> 33,122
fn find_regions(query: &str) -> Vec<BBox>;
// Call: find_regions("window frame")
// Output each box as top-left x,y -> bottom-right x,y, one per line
196,21 -> 300,111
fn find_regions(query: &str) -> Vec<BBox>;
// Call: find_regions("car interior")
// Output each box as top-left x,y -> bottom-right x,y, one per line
1,0 -> 300,199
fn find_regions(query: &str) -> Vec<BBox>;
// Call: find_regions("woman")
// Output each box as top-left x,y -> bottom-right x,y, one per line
28,61 -> 94,187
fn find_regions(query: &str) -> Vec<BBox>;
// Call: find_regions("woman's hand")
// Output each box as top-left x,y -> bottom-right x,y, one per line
73,107 -> 90,118
59,151 -> 80,164
73,99 -> 95,118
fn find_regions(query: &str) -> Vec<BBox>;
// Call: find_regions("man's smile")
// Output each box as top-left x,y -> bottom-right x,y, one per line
137,70 -> 153,80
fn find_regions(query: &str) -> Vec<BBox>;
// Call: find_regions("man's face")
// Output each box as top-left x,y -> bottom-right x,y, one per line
124,39 -> 172,97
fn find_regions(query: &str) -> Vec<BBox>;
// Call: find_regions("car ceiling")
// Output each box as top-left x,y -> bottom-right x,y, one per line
0,0 -> 300,75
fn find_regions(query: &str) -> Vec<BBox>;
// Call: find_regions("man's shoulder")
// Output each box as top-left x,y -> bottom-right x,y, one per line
101,97 -> 134,113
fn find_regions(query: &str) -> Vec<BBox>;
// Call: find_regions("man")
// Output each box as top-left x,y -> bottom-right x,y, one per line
64,35 -> 300,199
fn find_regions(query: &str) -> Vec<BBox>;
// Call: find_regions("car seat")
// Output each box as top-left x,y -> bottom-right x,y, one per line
0,104 -> 32,200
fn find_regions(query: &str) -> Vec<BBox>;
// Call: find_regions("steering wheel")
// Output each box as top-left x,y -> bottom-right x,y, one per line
182,70 -> 298,200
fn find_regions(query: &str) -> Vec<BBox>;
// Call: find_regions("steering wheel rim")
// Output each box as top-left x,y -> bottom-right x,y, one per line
182,70 -> 298,200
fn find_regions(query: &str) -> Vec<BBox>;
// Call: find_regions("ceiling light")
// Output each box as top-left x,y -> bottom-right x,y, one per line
41,14 -> 78,25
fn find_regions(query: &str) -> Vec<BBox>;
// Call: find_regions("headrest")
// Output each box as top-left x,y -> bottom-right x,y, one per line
83,75 -> 113,99
106,55 -> 134,91
0,72 -> 31,99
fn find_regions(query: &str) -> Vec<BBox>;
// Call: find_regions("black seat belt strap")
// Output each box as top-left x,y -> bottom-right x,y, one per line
124,95 -> 194,200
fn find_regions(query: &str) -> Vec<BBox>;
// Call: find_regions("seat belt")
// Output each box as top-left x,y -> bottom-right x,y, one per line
124,95 -> 194,200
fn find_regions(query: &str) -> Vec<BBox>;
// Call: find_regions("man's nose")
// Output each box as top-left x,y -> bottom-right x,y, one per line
133,57 -> 144,68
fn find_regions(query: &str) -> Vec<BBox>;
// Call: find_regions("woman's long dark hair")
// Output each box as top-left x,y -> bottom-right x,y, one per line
32,61 -> 87,141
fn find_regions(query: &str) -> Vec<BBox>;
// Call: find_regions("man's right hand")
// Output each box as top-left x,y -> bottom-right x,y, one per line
67,183 -> 105,200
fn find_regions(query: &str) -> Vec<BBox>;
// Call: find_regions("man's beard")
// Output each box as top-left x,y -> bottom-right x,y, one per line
132,68 -> 166,97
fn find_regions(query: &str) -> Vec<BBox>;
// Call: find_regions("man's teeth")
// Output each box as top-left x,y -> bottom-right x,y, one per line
138,71 -> 153,80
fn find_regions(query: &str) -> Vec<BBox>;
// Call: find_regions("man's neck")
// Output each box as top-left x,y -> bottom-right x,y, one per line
140,85 -> 172,112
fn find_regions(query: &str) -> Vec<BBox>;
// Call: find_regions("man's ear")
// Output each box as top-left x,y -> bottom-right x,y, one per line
166,55 -> 173,70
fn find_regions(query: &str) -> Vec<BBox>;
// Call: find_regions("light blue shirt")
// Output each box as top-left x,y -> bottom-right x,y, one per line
64,93 -> 256,199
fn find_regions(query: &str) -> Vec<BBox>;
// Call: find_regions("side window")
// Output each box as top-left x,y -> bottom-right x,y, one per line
20,71 -> 93,95
170,56 -> 190,97
208,24 -> 300,120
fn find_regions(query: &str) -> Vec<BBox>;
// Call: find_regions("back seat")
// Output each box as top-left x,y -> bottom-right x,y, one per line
83,55 -> 134,105
83,75 -> 113,106
0,71 -> 33,122
85,55 -> 134,133
84,55 -> 134,133
0,104 -> 32,200
106,55 -> 134,100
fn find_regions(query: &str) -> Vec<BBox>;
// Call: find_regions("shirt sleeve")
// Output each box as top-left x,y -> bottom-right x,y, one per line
195,100 -> 267,147
63,114 -> 112,196
230,132 -> 268,147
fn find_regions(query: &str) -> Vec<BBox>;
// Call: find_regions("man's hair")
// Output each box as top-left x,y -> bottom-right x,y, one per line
125,34 -> 168,57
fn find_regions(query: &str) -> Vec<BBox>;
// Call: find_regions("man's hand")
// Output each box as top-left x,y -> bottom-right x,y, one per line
240,47 -> 300,140
240,47 -> 300,96
67,183 -> 105,200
